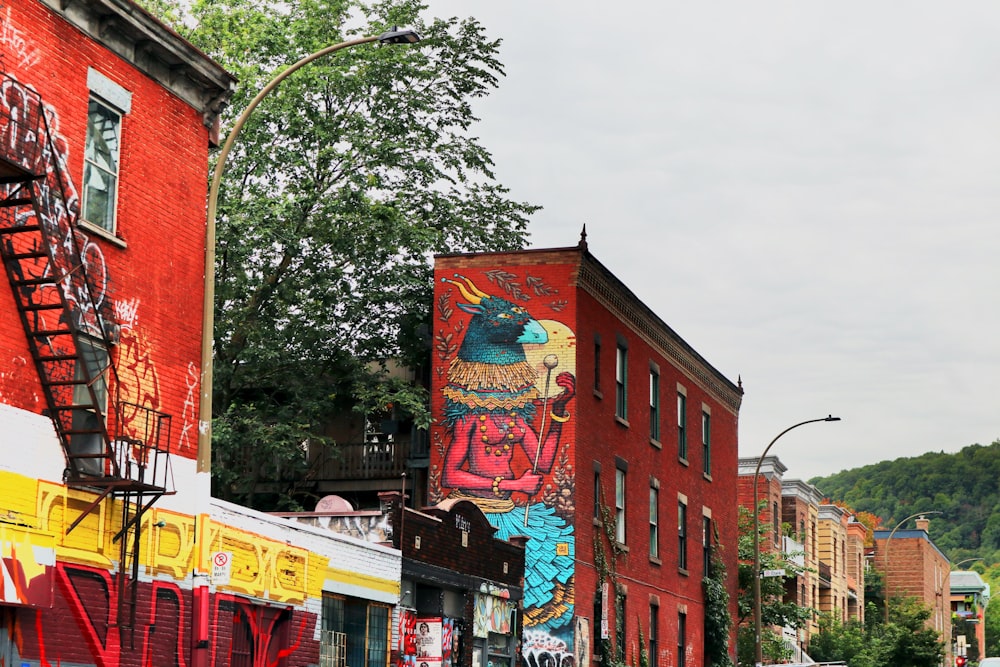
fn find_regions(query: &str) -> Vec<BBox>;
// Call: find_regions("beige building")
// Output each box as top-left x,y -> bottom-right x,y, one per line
817,504 -> 852,622
845,516 -> 867,623
781,480 -> 823,645
740,461 -> 871,661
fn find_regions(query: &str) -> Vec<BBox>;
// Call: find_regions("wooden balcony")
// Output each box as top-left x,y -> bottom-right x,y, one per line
309,429 -> 429,483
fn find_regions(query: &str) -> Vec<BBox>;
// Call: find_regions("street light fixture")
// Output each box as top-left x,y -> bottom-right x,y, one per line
196,27 -> 422,472
882,510 -> 942,624
753,415 -> 840,667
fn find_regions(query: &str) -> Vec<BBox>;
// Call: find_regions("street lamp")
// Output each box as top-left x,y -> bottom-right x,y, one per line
882,510 -> 942,624
752,415 -> 840,667
196,28 -> 421,473
953,557 -> 984,570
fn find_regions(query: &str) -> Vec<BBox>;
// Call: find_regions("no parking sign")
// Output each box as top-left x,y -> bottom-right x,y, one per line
211,551 -> 232,585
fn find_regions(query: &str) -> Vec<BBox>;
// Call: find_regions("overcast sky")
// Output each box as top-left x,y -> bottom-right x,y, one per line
425,1 -> 1000,482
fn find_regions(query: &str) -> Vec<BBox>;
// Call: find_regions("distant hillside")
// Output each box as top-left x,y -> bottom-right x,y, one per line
809,439 -> 1000,560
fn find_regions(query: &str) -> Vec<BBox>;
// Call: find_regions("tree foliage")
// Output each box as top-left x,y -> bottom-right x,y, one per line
703,532 -> 734,667
813,439 -> 1000,655
736,505 -> 812,666
144,0 -> 539,508
809,598 -> 944,667
811,440 -> 1000,556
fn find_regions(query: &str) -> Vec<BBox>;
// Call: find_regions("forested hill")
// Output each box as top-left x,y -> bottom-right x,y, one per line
809,439 -> 1000,560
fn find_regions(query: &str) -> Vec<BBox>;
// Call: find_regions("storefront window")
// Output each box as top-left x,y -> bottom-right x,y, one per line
487,633 -> 512,667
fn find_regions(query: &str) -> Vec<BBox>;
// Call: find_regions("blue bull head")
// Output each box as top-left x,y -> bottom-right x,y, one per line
442,274 -> 547,366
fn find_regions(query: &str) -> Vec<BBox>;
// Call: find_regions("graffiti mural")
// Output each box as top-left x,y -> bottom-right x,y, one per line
0,75 -> 115,341
0,471 -> 349,667
431,268 -> 577,655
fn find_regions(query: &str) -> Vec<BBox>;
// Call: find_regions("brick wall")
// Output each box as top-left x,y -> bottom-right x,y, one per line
432,247 -> 742,667
0,1 -> 215,462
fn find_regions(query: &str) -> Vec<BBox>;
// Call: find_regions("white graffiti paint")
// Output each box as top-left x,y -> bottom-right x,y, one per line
0,77 -> 113,339
115,296 -> 140,330
0,8 -> 40,69
177,361 -> 199,452
522,628 -> 573,667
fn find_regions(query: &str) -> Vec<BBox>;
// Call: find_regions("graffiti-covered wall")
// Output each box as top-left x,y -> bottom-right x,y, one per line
0,469 -> 401,666
0,1 -> 223,471
429,259 -> 578,655
0,4 -> 404,667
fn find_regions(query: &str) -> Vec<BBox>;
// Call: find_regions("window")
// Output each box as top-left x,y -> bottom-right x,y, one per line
702,516 -> 712,575
594,334 -> 602,394
70,335 -> 110,475
649,603 -> 658,665
773,502 -> 780,546
615,342 -> 628,419
593,463 -> 602,521
649,365 -> 660,441
83,98 -> 122,232
649,481 -> 659,559
677,390 -> 687,459
678,499 -> 688,571
701,409 -> 711,475
615,460 -> 627,544
677,611 -> 687,667
322,594 -> 389,667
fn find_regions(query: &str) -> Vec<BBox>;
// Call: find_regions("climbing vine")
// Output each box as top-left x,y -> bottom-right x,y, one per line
702,529 -> 734,667
594,500 -> 628,667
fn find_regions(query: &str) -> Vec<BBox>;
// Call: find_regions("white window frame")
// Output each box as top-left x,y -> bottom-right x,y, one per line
615,466 -> 626,544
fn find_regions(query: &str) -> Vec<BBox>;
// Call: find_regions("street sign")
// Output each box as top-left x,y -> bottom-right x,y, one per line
761,568 -> 786,578
211,551 -> 232,585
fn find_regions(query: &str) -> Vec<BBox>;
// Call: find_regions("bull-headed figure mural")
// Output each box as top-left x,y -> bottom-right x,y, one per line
434,272 -> 577,661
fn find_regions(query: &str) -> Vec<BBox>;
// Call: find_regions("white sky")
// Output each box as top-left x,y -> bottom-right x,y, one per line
424,1 -> 1000,481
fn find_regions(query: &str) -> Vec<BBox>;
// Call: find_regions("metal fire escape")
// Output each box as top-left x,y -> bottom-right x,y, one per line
0,73 -> 175,646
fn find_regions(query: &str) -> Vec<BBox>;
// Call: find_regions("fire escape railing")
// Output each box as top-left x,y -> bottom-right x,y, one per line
0,71 -> 175,646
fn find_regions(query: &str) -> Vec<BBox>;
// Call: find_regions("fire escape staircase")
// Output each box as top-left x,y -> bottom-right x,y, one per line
0,73 -> 175,644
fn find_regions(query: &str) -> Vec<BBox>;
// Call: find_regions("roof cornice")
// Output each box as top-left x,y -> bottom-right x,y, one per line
41,0 -> 236,127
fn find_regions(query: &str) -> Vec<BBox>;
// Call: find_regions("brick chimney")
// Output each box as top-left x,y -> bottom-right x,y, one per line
915,516 -> 931,533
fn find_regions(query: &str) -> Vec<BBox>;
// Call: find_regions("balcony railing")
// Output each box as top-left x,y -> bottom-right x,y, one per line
310,430 -> 428,481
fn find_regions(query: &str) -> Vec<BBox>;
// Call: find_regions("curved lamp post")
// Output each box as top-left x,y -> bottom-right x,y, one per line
952,557 -> 984,570
753,415 -> 840,667
882,510 -> 942,624
196,28 -> 421,473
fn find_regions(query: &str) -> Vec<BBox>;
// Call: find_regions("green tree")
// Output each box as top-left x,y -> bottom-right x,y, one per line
703,525 -> 734,667
809,597 -> 944,667
984,574 -> 1000,658
146,0 -> 538,508
736,506 -> 812,666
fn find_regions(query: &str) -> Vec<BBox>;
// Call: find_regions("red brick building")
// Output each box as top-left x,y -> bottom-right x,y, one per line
873,517 -> 952,661
429,236 -> 742,667
0,1 -> 267,665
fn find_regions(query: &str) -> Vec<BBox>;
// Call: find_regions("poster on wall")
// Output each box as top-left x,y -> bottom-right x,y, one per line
574,616 -> 590,667
416,618 -> 443,665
